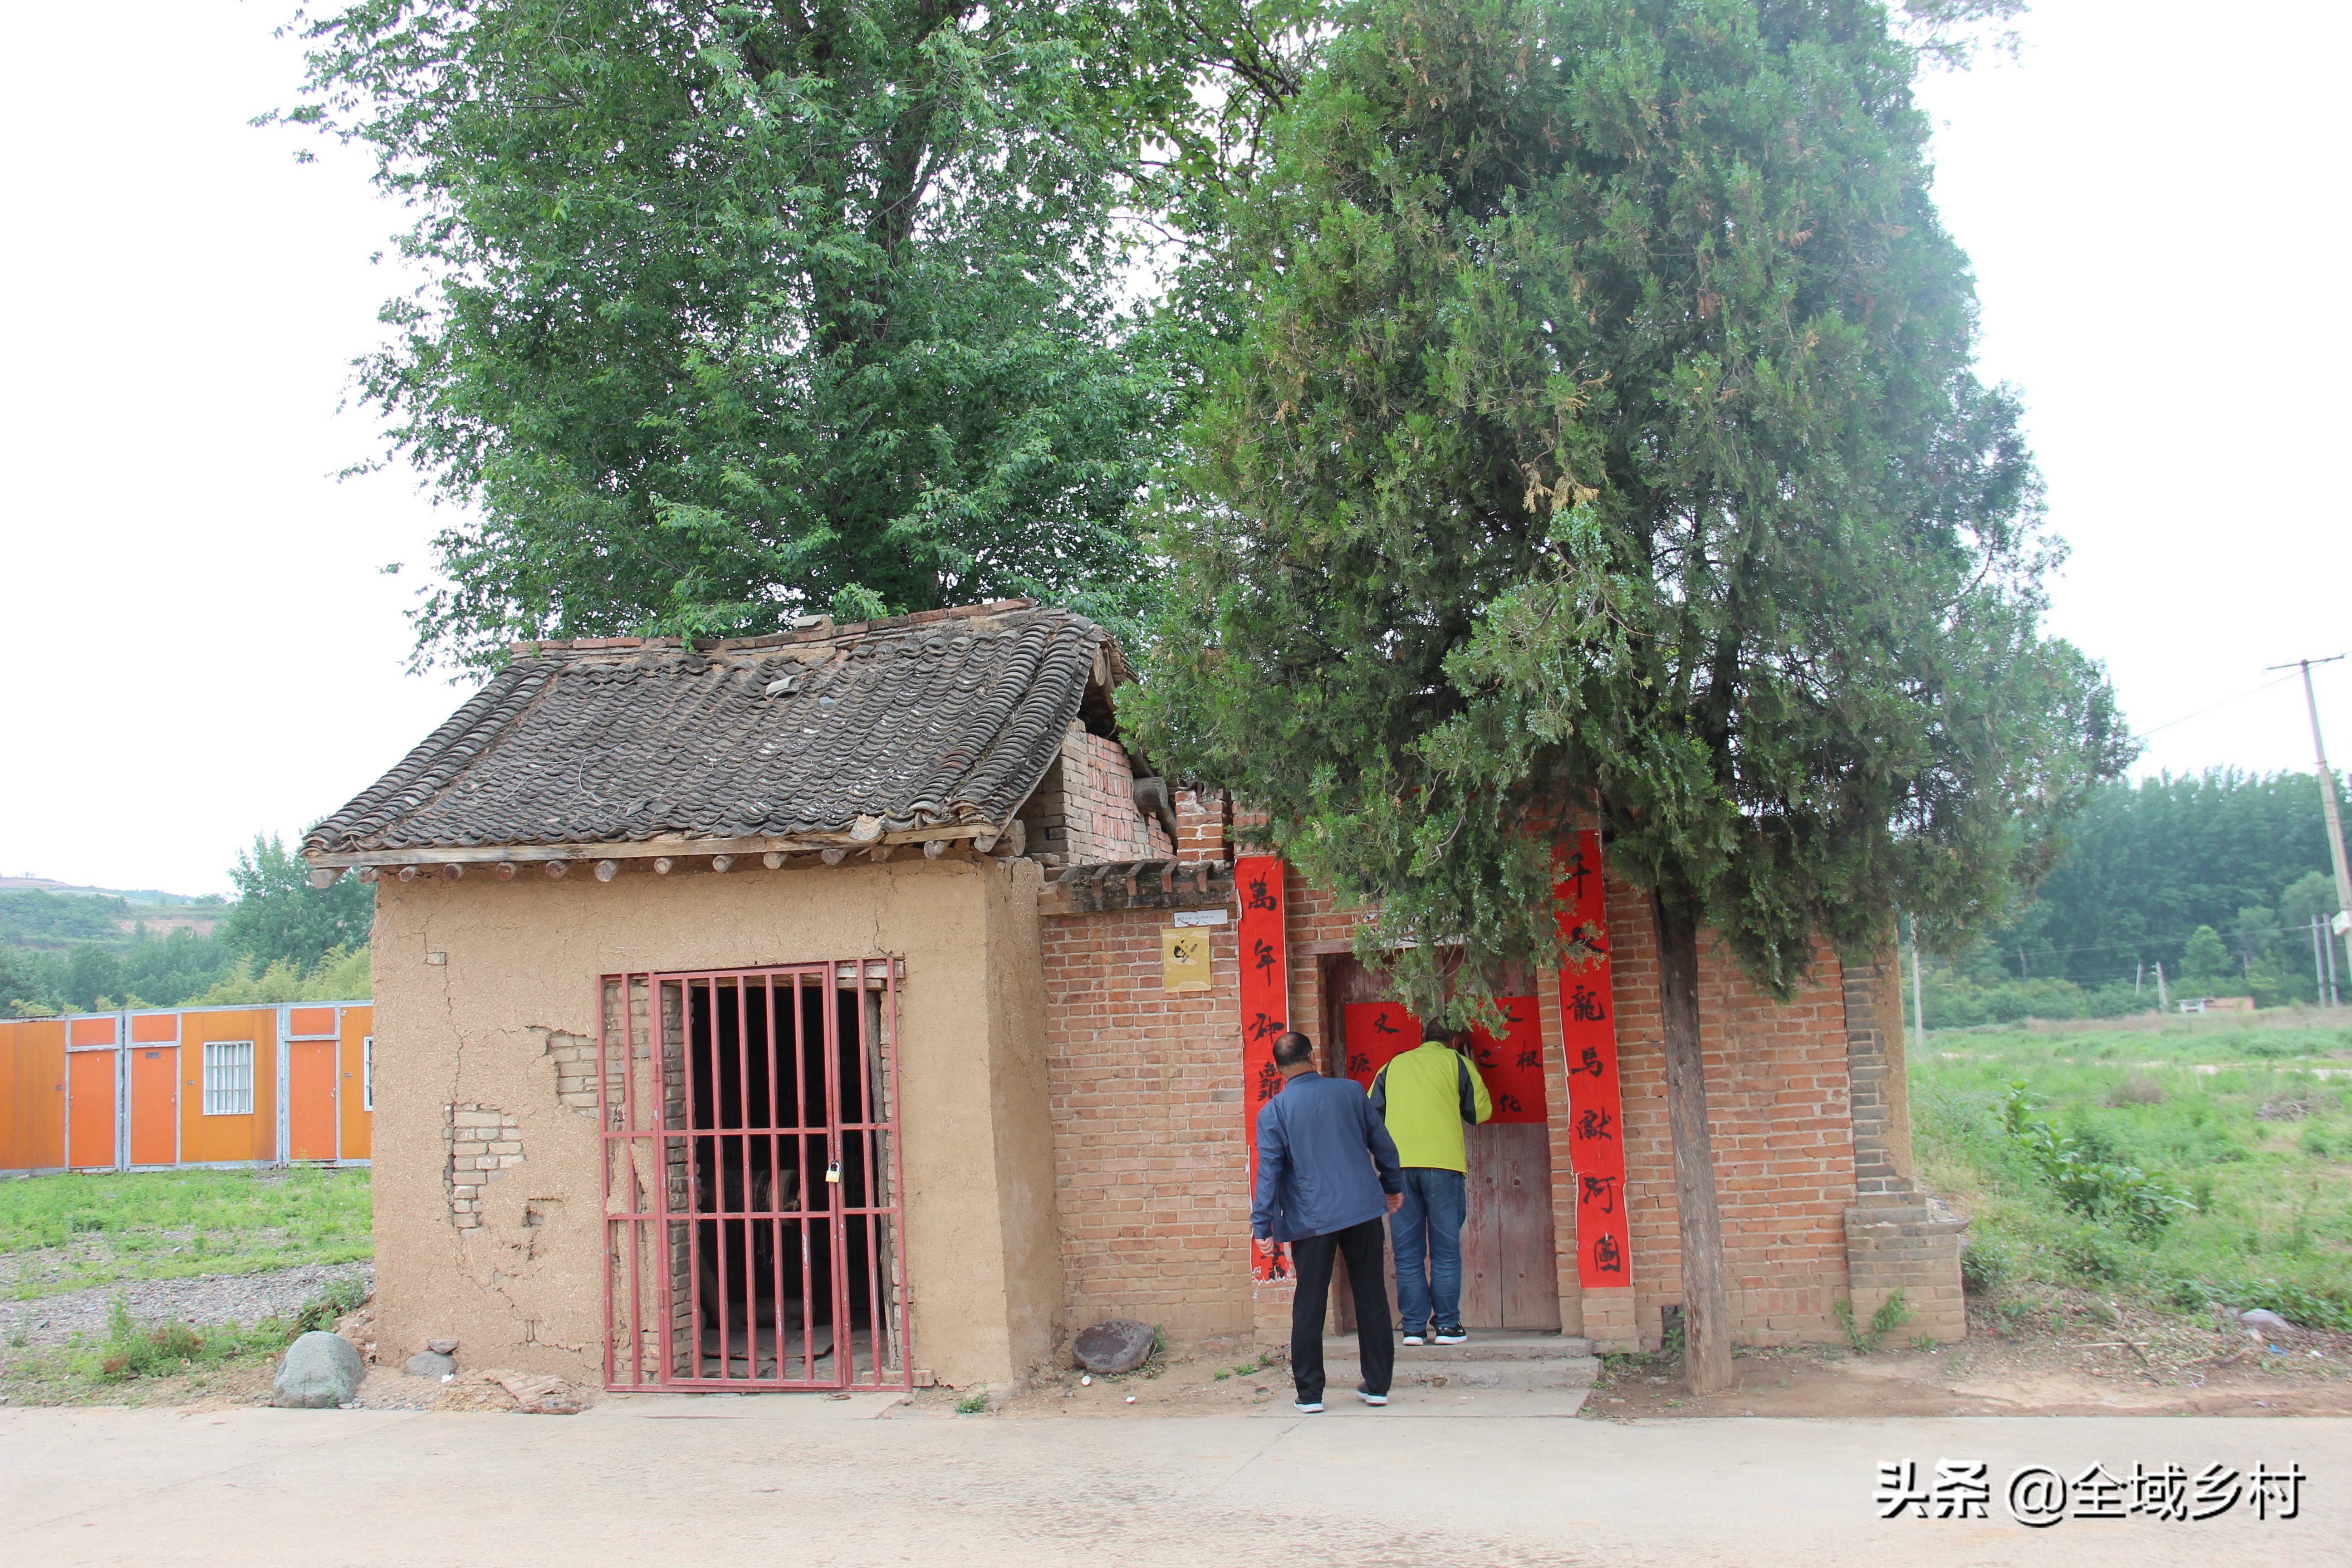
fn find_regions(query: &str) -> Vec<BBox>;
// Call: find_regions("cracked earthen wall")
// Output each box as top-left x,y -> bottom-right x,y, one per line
368,855 -> 1062,1387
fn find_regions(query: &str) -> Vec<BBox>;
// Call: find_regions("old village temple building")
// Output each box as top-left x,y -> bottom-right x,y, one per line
303,600 -> 1964,1392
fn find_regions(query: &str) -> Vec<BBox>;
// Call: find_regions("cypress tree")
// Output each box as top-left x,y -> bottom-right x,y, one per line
1132,0 -> 2130,1391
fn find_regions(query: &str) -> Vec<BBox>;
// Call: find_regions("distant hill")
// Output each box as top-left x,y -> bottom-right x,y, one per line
0,876 -> 215,906
0,888 -> 222,951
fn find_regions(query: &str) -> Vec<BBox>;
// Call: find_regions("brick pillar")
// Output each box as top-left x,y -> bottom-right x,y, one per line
1843,1205 -> 1967,1343
1841,946 -> 1917,1206
1840,943 -> 1964,1342
1172,787 -> 1231,865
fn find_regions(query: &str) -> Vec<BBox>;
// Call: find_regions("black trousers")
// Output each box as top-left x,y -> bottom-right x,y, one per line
1288,1216 -> 1395,1402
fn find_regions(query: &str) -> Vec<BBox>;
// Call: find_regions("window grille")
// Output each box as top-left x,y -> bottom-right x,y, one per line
363,1036 -> 374,1112
203,1041 -> 254,1117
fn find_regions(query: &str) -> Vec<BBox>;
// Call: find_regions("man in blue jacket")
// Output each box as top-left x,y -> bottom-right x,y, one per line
1251,1029 -> 1404,1412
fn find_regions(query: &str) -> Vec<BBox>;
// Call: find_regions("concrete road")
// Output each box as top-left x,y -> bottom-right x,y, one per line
2,1396 -> 2343,1567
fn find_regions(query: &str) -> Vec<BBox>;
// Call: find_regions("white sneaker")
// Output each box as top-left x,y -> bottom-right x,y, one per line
1294,1399 -> 1324,1413
1355,1386 -> 1388,1406
1401,1332 -> 1426,1346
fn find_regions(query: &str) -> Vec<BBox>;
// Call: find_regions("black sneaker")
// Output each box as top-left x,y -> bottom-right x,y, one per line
1433,1326 -> 1468,1344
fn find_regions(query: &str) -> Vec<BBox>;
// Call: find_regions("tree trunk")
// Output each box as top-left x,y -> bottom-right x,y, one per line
1651,888 -> 1736,1396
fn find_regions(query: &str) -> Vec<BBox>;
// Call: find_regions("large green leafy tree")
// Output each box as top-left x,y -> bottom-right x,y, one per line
1133,0 -> 2127,1390
223,835 -> 376,972
289,0 -> 1308,666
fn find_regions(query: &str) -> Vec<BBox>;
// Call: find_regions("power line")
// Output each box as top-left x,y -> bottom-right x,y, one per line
2134,671 -> 2305,739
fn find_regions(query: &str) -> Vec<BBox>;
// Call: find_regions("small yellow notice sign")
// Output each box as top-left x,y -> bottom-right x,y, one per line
1162,927 -> 1212,993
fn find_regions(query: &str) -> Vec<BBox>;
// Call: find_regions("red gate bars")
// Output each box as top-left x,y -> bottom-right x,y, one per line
598,959 -> 910,1392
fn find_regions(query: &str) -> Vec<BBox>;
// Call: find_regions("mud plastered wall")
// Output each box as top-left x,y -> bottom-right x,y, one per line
368,854 -> 1058,1388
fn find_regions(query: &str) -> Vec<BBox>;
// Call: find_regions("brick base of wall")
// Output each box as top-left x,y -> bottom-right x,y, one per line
1843,1203 -> 1966,1343
1253,1278 -> 1295,1354
1579,1288 -> 1638,1350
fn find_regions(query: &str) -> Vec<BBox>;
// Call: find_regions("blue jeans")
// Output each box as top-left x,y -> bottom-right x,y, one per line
1390,1167 -> 1467,1333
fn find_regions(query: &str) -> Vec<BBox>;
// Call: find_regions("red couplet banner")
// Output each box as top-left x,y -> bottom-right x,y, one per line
1557,830 -> 1632,1288
1236,854 -> 1289,1281
1465,996 -> 1547,1125
1341,1001 -> 1417,1088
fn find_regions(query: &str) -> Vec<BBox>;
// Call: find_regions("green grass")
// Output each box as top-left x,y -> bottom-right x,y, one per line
1914,1013 -> 2352,1328
0,1169 -> 372,1300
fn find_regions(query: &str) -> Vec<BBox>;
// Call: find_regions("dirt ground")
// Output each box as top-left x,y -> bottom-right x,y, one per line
1587,1294 -> 2352,1421
17,1290 -> 2348,1421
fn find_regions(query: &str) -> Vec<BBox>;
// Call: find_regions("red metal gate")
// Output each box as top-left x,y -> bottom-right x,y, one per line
599,960 -> 908,1392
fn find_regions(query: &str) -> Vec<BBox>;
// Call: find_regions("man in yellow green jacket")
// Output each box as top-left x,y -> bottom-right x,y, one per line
1368,1028 -> 1492,1344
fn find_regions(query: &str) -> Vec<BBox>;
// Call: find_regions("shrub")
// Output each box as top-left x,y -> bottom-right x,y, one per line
2107,1072 -> 2164,1107
1958,1238 -> 2010,1296
1998,1084 -> 2192,1239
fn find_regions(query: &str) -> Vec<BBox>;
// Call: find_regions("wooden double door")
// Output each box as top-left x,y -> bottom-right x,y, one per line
1322,957 -> 1561,1332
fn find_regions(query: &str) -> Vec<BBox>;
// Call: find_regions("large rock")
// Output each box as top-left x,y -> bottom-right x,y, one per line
1073,1319 -> 1156,1375
273,1331 -> 365,1409
405,1352 -> 457,1379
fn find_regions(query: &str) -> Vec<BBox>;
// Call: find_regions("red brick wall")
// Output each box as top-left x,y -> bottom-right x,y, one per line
1040,907 -> 1251,1342
1600,873 -> 1858,1347
1038,846 -> 1866,1354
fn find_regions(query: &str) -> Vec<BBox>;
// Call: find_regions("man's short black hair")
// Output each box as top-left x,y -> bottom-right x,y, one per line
1272,1030 -> 1315,1068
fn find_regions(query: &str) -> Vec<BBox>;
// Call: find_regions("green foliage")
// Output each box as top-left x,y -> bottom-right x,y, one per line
222,835 -> 372,973
113,926 -> 241,1009
191,946 -> 372,1007
955,1387 -> 991,1413
283,0 -> 1299,666
2,892 -> 242,1012
1970,770 -> 2348,987
2179,925 -> 2235,988
1832,1290 -> 1910,1354
1998,1081 -> 2191,1238
1131,0 -> 2125,1019
1957,1237 -> 2009,1295
0,889 -> 130,947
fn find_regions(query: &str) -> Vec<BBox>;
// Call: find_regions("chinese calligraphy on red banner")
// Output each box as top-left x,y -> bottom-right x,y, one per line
1236,854 -> 1289,1282
1465,996 -> 1546,1125
1557,830 -> 1630,1288
1341,1001 -> 1416,1088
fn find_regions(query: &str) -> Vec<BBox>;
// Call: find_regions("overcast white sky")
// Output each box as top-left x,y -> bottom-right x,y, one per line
3,2 -> 2345,897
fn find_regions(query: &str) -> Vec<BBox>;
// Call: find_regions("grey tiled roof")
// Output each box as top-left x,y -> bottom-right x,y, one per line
305,602 -> 1120,856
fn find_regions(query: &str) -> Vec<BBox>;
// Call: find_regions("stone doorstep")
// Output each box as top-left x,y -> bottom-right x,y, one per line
1319,1332 -> 1602,1392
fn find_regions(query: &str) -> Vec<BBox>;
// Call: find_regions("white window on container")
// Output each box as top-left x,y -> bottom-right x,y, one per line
363,1036 -> 374,1112
203,1040 -> 255,1116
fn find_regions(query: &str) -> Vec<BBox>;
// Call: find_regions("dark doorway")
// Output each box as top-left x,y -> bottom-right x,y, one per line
599,963 -> 906,1391
1323,955 -> 1562,1333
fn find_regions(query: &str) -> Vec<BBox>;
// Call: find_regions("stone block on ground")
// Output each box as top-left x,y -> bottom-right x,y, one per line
492,1371 -> 586,1414
1073,1318 -> 1156,1375
405,1352 -> 457,1378
273,1331 -> 365,1409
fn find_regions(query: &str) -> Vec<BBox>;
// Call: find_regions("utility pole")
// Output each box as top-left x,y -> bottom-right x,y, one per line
2273,655 -> 2352,1001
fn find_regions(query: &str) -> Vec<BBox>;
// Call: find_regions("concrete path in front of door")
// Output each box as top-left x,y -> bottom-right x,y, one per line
3,1397 -> 2343,1567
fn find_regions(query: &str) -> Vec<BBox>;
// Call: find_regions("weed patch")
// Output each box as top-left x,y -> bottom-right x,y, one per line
1915,1017 -> 2352,1330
